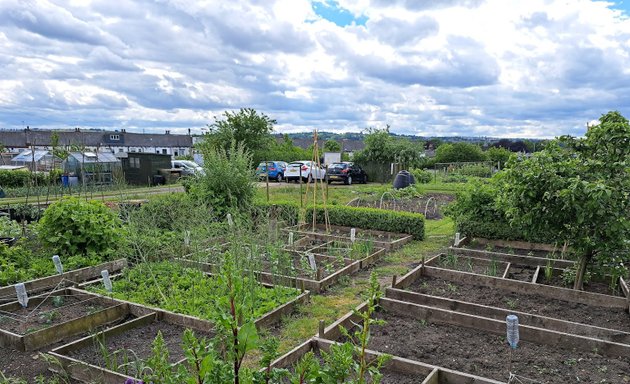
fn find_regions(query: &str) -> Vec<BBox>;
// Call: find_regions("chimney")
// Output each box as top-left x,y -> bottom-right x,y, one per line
121,129 -> 126,133
165,130 -> 170,135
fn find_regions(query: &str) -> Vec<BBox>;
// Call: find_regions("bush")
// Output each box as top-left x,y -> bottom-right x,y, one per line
186,142 -> 255,217
446,180 -> 552,243
442,174 -> 468,183
0,170 -> 62,188
255,202 -> 425,239
38,197 -> 122,256
411,168 -> 432,183
457,164 -> 493,178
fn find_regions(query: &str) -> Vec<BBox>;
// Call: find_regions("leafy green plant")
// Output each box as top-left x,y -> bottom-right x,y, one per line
410,168 -> 432,184
0,216 -> 22,238
544,259 -> 554,282
38,197 -> 122,256
486,259 -> 499,277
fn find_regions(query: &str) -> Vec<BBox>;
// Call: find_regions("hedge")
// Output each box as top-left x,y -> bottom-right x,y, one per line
255,201 -> 425,240
0,170 -> 62,188
455,217 -> 553,244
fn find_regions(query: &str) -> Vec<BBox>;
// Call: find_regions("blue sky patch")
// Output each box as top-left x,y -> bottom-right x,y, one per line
609,0 -> 630,15
312,1 -> 368,27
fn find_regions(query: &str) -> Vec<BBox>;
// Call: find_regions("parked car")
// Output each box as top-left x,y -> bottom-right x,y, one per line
284,161 -> 326,183
326,162 -> 368,185
172,160 -> 204,176
255,161 -> 287,181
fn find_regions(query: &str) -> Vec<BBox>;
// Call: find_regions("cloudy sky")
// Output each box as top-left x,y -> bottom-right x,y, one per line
1,0 -> 629,138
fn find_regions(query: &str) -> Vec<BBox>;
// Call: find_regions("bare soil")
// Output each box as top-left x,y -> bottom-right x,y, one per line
507,264 -> 537,282
431,255 -> 506,277
66,320 -> 214,377
540,274 -> 625,297
0,316 -> 130,382
365,309 -> 630,384
0,294 -> 114,335
463,243 -> 556,258
409,276 -> 630,333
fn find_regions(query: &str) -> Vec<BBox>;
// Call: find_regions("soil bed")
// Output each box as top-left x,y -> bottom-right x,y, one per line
462,243 -> 555,258
540,274 -> 624,297
431,254 -> 505,277
348,193 -> 454,220
408,276 -> 630,333
506,264 -> 536,282
363,310 -> 630,383
0,294 -> 114,335
66,321 -> 213,377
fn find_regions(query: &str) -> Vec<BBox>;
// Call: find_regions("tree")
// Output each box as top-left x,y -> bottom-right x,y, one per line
486,147 -> 512,169
204,108 -> 276,164
434,142 -> 488,164
323,139 -> 341,152
498,111 -> 630,290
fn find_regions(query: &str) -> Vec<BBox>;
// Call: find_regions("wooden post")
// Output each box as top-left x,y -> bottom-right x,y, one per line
392,275 -> 397,288
265,161 -> 270,202
316,268 -> 323,281
318,320 -> 325,338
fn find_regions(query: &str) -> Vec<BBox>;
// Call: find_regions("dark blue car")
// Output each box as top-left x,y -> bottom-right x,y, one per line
255,161 -> 287,181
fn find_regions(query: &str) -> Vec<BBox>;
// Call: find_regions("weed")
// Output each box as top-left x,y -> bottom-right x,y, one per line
563,358 -> 577,366
52,296 -> 64,308
39,310 -> 60,324
417,319 -> 428,327
506,299 -> 518,310
446,283 -> 458,293
486,259 -> 499,277
544,259 -> 554,281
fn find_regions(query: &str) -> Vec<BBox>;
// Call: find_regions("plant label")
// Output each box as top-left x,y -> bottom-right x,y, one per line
288,232 -> 294,246
184,230 -> 191,247
15,283 -> 28,308
101,270 -> 113,292
52,255 -> 64,274
454,232 -> 461,247
350,228 -> 356,242
307,253 -> 317,271
227,213 -> 234,227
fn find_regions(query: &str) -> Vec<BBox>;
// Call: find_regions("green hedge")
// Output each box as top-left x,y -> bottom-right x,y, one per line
455,217 -> 552,243
255,202 -> 425,240
0,170 -> 62,188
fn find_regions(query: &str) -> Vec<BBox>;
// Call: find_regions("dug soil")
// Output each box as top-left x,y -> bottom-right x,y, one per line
67,320 -> 214,377
431,255 -> 507,277
0,294 -> 114,335
409,276 -> 630,333
366,310 -> 630,384
506,264 -> 537,282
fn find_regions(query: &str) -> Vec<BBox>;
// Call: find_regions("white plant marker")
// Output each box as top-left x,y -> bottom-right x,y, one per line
227,213 -> 234,227
350,228 -> 356,243
454,232 -> 461,247
15,283 -> 28,308
307,253 -> 317,271
288,232 -> 294,246
101,270 -> 113,292
184,230 -> 191,247
52,255 -> 64,274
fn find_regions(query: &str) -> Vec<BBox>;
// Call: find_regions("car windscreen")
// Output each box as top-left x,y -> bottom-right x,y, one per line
329,163 -> 348,169
288,162 -> 305,166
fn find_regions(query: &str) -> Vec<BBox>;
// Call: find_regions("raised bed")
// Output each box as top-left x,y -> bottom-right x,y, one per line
0,288 -> 128,351
180,240 -> 386,293
268,337 -> 503,384
456,236 -> 565,257
448,246 -> 574,269
427,253 -> 509,277
320,298 -> 630,383
391,264 -> 630,333
79,270 -> 310,329
283,223 -> 413,250
0,259 -> 128,304
49,310 -> 215,383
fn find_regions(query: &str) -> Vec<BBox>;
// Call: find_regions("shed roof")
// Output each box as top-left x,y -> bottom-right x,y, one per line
11,150 -> 53,162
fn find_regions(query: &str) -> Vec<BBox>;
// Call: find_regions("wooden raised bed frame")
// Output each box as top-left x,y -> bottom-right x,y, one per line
0,259 -> 128,305
179,241 -> 386,293
269,337 -> 504,384
0,288 -> 129,351
283,223 -> 413,250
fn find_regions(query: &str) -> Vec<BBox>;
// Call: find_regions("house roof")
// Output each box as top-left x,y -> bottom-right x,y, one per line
0,129 -> 193,148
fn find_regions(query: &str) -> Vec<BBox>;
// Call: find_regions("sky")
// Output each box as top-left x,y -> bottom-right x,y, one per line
0,0 -> 629,138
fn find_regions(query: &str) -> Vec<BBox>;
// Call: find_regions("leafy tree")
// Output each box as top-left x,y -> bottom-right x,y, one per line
434,142 -> 488,164
353,126 -> 393,164
323,139 -> 341,152
498,111 -> 630,289
204,108 -> 276,163
258,134 -> 309,162
486,147 -> 513,168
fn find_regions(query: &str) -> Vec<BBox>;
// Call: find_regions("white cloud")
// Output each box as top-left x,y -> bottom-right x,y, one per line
0,0 -> 628,138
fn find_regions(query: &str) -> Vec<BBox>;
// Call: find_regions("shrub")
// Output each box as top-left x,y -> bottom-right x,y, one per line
255,202 -> 425,239
38,197 -> 122,256
411,168 -> 432,184
442,174 -> 468,183
457,163 -> 492,178
186,141 -> 255,217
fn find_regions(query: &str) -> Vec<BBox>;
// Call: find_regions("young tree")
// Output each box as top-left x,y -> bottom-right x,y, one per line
498,111 -> 630,290
486,147 -> 512,169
